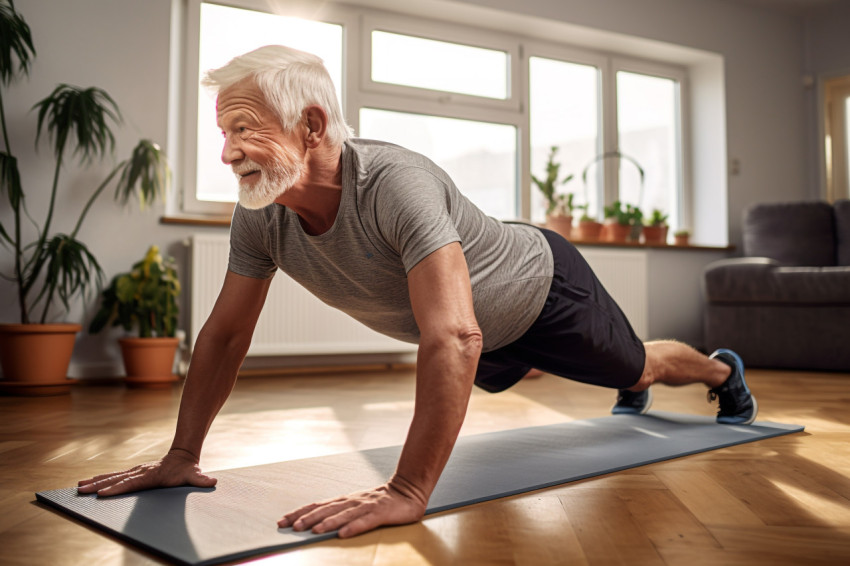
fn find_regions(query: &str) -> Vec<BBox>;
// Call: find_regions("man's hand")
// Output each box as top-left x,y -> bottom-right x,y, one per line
77,449 -> 217,497
277,474 -> 427,538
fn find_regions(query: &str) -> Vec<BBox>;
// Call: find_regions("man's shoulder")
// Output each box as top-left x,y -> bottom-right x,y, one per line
347,138 -> 443,177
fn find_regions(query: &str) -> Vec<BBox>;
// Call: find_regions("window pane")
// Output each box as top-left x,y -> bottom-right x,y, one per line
359,109 -> 517,219
371,31 -> 508,99
196,3 -> 343,202
529,57 -> 600,223
617,71 -> 679,227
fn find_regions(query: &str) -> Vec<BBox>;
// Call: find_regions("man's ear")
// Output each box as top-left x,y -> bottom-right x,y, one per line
303,106 -> 328,148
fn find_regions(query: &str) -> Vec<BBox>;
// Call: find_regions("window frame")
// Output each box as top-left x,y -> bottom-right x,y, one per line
181,0 -> 690,229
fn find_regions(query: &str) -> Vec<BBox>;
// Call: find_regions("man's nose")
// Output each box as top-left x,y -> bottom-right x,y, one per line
221,135 -> 243,165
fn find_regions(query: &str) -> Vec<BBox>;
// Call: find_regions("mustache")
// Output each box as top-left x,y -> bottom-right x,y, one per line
232,158 -> 265,177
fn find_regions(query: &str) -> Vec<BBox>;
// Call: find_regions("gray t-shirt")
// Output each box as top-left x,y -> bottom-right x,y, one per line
228,138 -> 553,352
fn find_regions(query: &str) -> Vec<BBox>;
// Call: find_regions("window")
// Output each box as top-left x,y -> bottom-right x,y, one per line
187,2 -> 343,212
360,109 -> 518,218
529,56 -> 601,223
184,1 -> 688,231
824,75 -> 850,201
370,31 -> 509,100
617,70 -> 682,229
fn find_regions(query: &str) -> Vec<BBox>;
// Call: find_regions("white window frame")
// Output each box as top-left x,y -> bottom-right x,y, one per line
180,0 -> 690,228
611,57 -> 689,231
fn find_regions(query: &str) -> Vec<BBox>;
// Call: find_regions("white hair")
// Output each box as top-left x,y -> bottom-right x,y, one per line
202,45 -> 352,146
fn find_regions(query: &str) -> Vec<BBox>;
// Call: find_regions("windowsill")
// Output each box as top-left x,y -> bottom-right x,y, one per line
572,239 -> 734,252
161,215 -> 733,251
160,214 -> 231,227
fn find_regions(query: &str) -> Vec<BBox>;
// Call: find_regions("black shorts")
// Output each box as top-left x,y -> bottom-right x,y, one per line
474,228 -> 646,393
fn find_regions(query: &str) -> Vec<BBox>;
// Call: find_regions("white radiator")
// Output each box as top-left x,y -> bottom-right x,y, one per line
190,234 -> 415,356
576,247 -> 649,339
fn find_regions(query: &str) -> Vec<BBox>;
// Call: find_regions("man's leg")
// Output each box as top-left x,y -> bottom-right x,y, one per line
613,340 -> 758,424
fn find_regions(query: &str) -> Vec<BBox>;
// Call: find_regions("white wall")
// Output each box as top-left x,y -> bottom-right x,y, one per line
0,0 -> 828,375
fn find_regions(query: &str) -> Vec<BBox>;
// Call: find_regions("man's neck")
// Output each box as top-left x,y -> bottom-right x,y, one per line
276,143 -> 343,236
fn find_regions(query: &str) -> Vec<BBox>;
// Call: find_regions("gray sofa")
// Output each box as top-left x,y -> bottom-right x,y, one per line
703,200 -> 850,371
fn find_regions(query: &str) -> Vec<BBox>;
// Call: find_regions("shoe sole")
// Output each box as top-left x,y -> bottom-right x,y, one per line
611,388 -> 653,416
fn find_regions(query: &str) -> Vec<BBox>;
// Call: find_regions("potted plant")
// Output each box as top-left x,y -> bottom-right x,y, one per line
573,204 -> 603,241
89,245 -> 180,388
642,209 -> 669,245
602,200 -> 643,243
0,2 -> 169,395
532,146 -> 575,239
674,229 -> 691,246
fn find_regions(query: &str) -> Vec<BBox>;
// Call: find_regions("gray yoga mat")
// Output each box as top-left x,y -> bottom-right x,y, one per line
36,412 -> 803,566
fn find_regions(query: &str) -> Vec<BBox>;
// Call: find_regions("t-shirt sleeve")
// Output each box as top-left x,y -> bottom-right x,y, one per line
227,204 -> 278,279
374,165 -> 461,273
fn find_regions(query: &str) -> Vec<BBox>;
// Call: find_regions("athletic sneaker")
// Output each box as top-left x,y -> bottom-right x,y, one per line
611,388 -> 653,415
707,349 -> 758,425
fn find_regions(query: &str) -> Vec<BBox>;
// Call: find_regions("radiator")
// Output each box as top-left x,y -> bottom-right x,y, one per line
190,235 -> 649,356
190,234 -> 415,356
577,247 -> 649,339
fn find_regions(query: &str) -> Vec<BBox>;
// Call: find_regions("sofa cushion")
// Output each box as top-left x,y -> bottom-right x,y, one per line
835,199 -> 850,266
743,202 -> 836,266
703,258 -> 850,304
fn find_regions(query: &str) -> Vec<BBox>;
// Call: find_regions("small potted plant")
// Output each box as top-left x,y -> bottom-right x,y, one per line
602,200 -> 643,243
89,246 -> 181,388
642,209 -> 669,245
532,146 -> 575,239
573,204 -> 603,241
674,229 -> 691,246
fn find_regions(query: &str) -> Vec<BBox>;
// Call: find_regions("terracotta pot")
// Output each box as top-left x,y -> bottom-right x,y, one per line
604,222 -> 632,242
119,337 -> 179,389
545,214 -> 573,239
574,220 -> 603,241
642,225 -> 669,245
674,234 -> 690,246
0,323 -> 80,395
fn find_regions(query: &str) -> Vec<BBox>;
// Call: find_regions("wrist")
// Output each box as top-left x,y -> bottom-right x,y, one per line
167,446 -> 200,464
388,472 -> 430,509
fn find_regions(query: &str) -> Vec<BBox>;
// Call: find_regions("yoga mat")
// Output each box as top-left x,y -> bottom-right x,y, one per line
36,412 -> 803,566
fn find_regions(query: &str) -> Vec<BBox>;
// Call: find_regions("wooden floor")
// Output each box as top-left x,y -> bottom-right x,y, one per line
1,367 -> 849,565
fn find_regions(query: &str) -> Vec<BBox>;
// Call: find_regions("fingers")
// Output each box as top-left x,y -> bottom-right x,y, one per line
77,469 -> 138,494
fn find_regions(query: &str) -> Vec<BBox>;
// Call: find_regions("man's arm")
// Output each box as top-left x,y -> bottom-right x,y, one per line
78,270 -> 272,496
279,241 -> 483,537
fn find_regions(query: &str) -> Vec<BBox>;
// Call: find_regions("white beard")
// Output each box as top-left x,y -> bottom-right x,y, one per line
233,150 -> 305,210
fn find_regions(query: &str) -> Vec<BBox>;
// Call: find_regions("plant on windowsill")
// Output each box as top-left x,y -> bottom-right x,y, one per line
89,246 -> 181,388
673,229 -> 691,246
0,1 -> 170,396
642,209 -> 669,245
603,200 -> 643,243
573,204 -> 603,241
532,145 -> 576,239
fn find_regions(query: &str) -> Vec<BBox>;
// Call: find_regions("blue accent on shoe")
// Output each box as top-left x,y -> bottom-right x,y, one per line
612,388 -> 653,415
708,349 -> 758,425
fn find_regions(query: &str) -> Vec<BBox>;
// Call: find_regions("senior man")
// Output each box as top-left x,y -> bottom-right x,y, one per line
78,45 -> 756,538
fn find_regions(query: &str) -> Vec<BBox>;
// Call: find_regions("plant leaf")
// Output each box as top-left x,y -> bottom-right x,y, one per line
33,84 -> 121,164
115,140 -> 170,208
34,234 -> 104,315
0,2 -> 36,87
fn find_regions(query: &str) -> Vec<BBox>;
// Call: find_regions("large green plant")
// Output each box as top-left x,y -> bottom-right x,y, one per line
89,245 -> 180,338
0,1 -> 169,324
